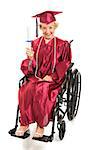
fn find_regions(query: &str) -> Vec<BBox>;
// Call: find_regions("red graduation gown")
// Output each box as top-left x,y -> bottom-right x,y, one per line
19,36 -> 72,128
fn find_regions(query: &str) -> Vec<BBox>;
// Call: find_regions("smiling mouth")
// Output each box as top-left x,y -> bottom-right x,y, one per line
44,35 -> 54,40
45,34 -> 51,36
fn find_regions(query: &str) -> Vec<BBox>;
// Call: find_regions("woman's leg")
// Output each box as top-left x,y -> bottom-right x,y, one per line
15,81 -> 35,136
34,124 -> 44,137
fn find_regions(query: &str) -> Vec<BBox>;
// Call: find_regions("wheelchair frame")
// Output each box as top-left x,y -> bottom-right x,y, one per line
8,62 -> 81,142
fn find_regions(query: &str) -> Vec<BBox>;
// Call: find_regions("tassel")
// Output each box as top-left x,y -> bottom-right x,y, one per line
36,17 -> 38,37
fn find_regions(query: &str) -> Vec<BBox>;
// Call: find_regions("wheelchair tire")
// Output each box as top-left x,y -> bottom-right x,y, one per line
59,120 -> 66,140
67,71 -> 81,121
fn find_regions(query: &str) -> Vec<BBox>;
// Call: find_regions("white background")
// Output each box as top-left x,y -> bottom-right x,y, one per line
0,0 -> 100,150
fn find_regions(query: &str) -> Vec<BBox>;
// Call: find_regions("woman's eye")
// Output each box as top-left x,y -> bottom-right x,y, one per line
49,27 -> 53,29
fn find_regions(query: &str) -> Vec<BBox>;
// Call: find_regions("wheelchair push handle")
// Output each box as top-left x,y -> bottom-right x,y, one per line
67,62 -> 74,71
69,40 -> 73,44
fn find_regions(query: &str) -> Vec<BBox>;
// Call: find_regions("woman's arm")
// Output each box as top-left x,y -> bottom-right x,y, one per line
51,41 -> 72,83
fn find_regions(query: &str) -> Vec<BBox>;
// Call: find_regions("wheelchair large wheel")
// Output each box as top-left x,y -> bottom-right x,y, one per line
67,70 -> 81,121
58,120 -> 66,140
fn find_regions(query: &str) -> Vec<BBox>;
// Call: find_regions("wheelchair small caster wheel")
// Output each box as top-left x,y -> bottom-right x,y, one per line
49,136 -> 53,142
59,120 -> 66,140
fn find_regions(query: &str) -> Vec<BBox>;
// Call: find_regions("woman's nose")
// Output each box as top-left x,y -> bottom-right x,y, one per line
46,28 -> 50,34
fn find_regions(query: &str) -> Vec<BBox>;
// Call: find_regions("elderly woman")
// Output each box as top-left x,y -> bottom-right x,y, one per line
15,11 -> 72,138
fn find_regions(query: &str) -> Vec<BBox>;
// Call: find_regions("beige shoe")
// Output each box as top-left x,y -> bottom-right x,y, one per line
15,126 -> 29,136
33,132 -> 44,138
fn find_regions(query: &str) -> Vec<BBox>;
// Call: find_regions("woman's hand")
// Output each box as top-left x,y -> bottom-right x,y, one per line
43,75 -> 53,81
35,76 -> 43,81
26,47 -> 34,60
38,78 -> 43,81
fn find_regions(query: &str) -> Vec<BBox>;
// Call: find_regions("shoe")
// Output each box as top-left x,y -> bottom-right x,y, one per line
15,127 -> 29,136
32,132 -> 44,138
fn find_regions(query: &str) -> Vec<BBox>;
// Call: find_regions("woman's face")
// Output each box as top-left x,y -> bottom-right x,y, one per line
40,22 -> 57,40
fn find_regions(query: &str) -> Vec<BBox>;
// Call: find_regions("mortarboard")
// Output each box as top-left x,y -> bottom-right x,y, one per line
32,11 -> 62,37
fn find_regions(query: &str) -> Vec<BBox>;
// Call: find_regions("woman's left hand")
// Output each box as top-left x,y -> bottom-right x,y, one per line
43,75 -> 53,81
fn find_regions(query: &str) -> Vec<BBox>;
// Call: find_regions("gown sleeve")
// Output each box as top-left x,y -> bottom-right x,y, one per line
20,41 -> 36,76
51,41 -> 72,83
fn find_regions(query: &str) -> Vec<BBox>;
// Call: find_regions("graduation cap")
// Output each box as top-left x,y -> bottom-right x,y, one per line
32,11 -> 62,37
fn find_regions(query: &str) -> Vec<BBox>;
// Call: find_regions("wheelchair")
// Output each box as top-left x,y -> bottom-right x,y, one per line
8,62 -> 81,142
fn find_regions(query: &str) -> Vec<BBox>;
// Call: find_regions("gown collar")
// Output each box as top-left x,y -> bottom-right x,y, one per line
42,36 -> 55,46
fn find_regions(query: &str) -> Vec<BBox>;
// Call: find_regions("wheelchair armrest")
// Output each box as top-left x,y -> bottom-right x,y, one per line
19,75 -> 28,82
19,75 -> 28,88
19,74 -> 34,85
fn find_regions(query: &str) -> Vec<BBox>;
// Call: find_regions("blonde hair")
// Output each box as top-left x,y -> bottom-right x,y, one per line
54,22 -> 58,29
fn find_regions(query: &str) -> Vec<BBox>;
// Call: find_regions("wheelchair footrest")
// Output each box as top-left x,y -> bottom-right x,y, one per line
8,128 -> 30,139
32,135 -> 53,142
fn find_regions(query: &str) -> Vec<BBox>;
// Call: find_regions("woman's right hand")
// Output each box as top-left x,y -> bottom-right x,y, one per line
26,47 -> 34,60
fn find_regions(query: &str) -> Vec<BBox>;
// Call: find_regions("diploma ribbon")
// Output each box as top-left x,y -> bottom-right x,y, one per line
35,37 -> 44,77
